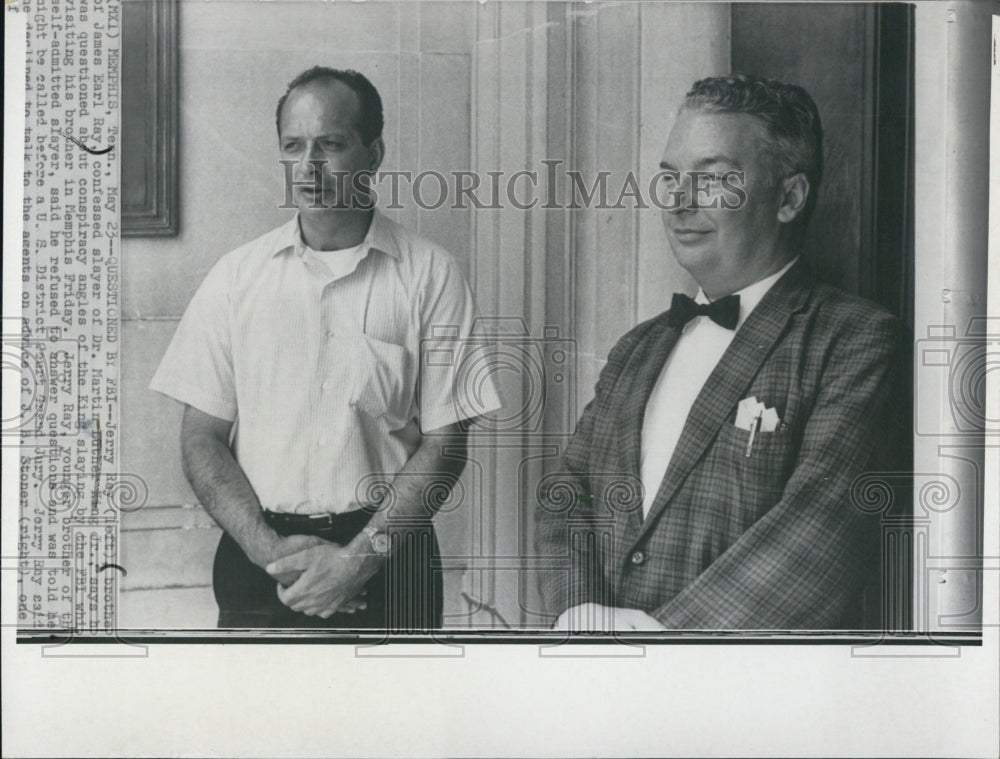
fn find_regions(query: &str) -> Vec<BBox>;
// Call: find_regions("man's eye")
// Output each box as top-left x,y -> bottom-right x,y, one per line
282,142 -> 301,152
321,142 -> 342,151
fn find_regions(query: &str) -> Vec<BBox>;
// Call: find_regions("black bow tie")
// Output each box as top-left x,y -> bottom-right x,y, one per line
667,292 -> 740,330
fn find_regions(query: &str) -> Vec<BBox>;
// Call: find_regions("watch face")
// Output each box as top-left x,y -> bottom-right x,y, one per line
372,532 -> 390,554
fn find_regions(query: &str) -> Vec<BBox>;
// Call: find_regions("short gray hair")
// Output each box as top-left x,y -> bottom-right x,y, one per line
684,73 -> 823,224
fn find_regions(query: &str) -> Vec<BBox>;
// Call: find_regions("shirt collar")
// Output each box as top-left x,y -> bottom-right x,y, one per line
271,209 -> 402,261
695,256 -> 800,327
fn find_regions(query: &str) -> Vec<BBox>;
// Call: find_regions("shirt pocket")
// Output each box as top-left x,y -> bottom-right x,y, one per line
348,334 -> 416,429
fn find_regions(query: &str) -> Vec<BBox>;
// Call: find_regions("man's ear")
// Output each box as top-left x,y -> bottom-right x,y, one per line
776,172 -> 810,224
368,137 -> 385,173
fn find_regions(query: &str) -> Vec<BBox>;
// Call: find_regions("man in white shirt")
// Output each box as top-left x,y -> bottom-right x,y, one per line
151,67 -> 499,629
536,74 -> 908,631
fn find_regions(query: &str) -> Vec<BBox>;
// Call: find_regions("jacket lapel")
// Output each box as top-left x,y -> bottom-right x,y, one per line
613,319 -> 682,537
615,321 -> 681,477
633,261 -> 814,544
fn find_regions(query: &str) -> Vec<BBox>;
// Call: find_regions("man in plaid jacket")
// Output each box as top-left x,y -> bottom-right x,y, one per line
535,74 -> 908,631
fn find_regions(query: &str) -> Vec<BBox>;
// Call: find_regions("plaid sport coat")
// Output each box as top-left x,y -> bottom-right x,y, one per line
535,260 -> 908,629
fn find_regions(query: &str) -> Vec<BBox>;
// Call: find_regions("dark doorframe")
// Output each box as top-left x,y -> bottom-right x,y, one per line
866,4 -> 916,332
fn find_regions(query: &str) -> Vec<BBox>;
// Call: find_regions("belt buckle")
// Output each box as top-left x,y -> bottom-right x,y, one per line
308,513 -> 335,528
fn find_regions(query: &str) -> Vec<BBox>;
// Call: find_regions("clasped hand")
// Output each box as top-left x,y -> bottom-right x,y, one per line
265,538 -> 375,618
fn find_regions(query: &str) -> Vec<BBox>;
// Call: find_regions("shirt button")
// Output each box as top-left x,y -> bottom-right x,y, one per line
321,381 -> 329,391
630,550 -> 646,566
326,331 -> 335,339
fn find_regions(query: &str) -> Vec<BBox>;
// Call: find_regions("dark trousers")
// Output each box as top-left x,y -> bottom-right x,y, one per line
213,509 -> 443,631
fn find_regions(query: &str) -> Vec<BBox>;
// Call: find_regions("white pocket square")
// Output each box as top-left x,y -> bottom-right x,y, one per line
735,396 -> 781,432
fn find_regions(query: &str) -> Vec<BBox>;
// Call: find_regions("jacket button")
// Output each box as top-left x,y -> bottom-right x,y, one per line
630,550 -> 646,565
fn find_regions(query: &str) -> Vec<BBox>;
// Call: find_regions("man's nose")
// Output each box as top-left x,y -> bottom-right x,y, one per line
297,143 -> 325,176
665,175 -> 695,215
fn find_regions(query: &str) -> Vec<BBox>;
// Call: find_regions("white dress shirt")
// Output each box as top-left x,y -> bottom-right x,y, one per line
150,210 -> 501,514
639,257 -> 799,517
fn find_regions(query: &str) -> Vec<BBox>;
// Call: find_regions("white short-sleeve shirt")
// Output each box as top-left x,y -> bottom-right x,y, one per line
150,210 -> 501,514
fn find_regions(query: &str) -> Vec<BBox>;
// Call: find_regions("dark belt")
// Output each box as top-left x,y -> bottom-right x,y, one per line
263,507 -> 376,536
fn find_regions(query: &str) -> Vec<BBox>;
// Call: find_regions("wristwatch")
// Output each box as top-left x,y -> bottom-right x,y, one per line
363,523 -> 390,555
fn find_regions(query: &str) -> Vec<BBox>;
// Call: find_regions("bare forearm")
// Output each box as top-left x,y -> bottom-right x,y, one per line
180,416 -> 280,567
380,430 -> 465,524
348,425 -> 468,574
